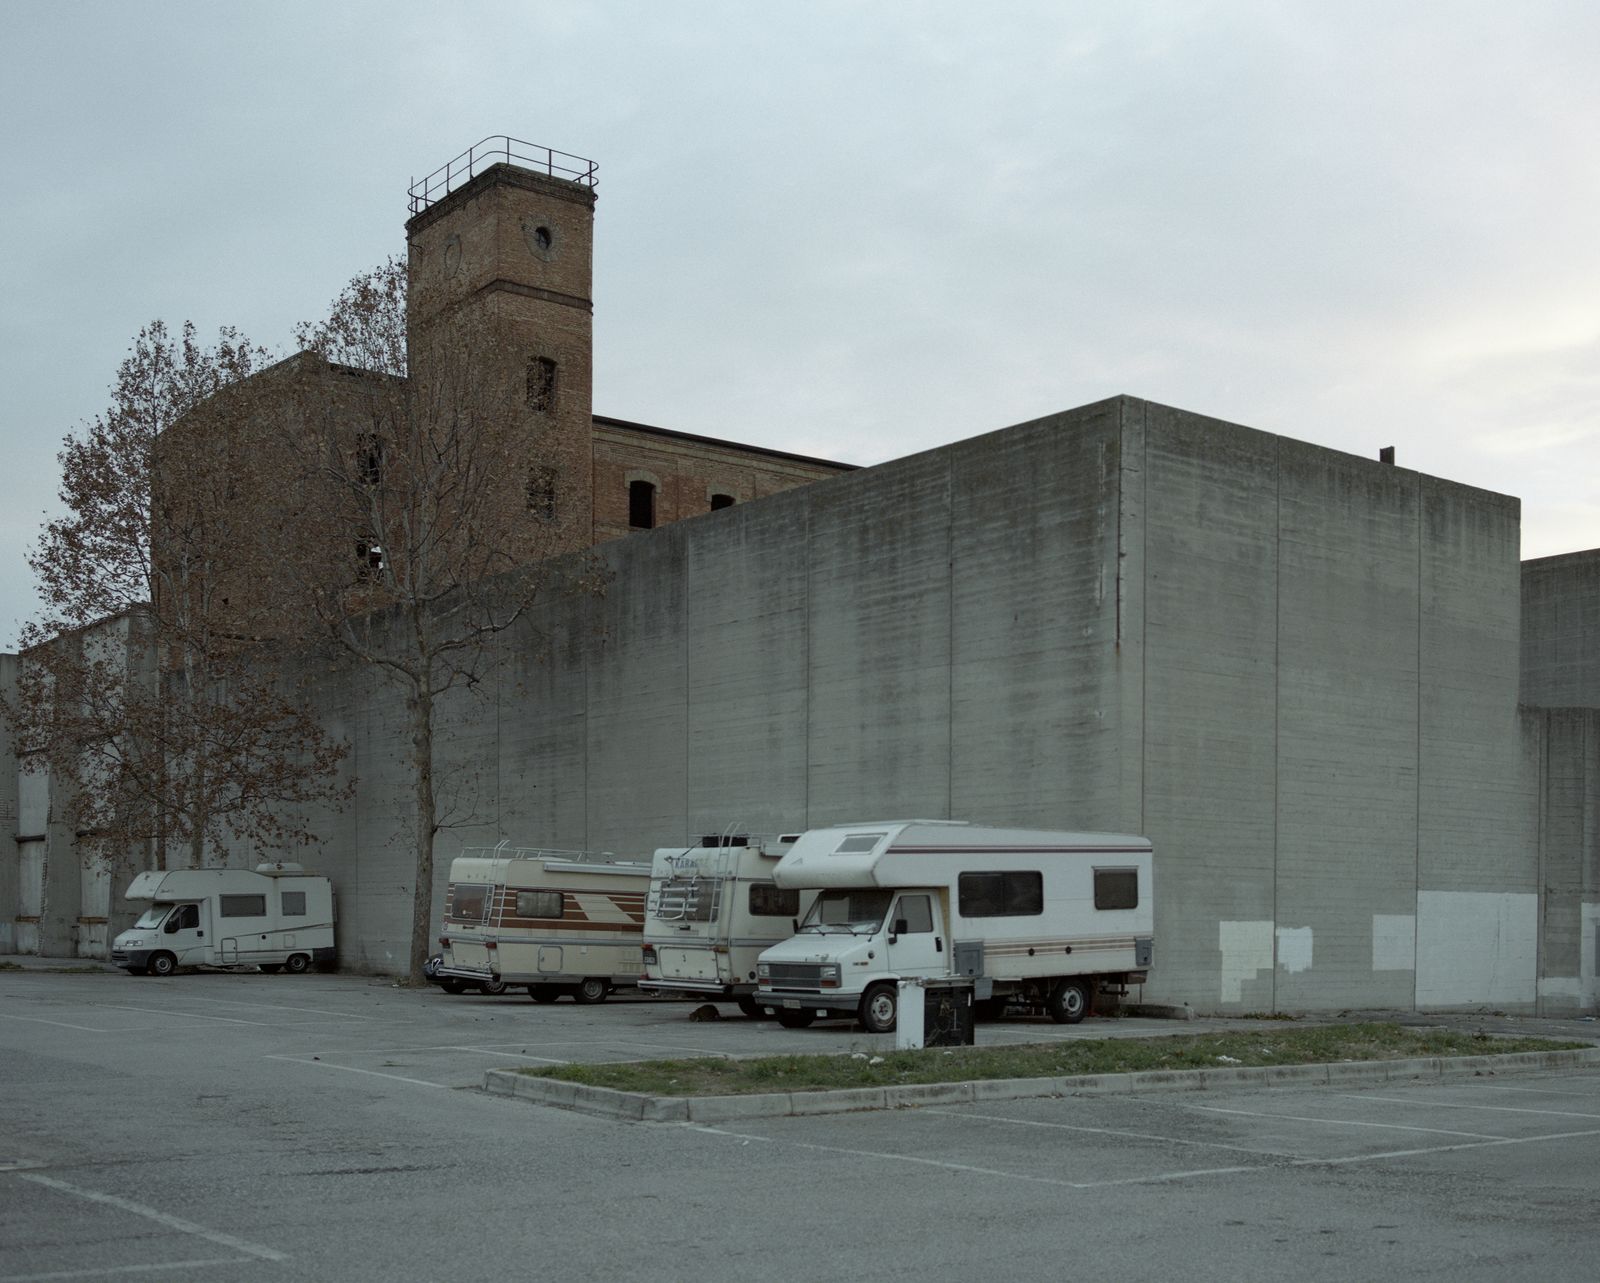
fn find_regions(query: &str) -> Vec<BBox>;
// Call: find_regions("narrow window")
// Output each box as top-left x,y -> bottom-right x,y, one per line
357,434 -> 383,487
526,357 -> 558,413
1093,868 -> 1139,910
281,891 -> 306,916
629,479 -> 656,529
219,895 -> 267,918
748,883 -> 800,917
527,465 -> 557,520
515,890 -> 563,919
958,871 -> 1043,918
709,493 -> 735,511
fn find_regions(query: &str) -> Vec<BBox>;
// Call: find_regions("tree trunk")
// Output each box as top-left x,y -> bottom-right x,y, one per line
407,675 -> 436,985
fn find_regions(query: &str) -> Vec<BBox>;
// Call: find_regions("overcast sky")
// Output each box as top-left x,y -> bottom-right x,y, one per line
2,1 -> 1597,650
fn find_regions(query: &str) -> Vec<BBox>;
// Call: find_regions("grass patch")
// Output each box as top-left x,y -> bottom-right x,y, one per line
516,1023 -> 1589,1098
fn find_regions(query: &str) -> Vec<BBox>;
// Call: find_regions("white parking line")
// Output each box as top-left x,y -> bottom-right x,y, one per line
85,1004 -> 273,1026
1183,1102 -> 1500,1140
124,994 -> 378,1019
0,1013 -> 111,1033
1470,1082 -> 1600,1100
263,1055 -> 449,1088
1340,1093 -> 1600,1121
682,1125 -> 1262,1189
922,1109 -> 1298,1158
15,1173 -> 286,1263
0,1256 -> 251,1282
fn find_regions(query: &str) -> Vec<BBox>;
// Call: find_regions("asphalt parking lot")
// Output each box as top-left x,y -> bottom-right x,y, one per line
4,964 -> 1600,1282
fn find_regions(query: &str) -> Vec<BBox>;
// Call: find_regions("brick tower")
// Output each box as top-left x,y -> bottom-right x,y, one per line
404,139 -> 599,552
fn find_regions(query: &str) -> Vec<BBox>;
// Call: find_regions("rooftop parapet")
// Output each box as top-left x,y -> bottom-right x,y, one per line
407,135 -> 598,215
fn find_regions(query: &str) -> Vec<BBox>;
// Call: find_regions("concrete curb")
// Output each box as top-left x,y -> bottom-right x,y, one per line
483,1045 -> 1600,1122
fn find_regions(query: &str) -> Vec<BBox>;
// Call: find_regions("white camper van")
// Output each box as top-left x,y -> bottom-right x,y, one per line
638,832 -> 816,1015
110,863 -> 336,976
435,845 -> 652,1003
757,821 -> 1153,1031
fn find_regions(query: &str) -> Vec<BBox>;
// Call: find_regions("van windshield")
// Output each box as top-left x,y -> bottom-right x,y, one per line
798,889 -> 893,935
133,907 -> 169,929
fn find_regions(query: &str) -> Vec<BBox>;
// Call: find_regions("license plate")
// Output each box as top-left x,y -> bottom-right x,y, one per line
783,999 -> 801,1009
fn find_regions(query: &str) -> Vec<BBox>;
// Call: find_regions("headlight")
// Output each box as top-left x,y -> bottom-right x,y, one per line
819,964 -> 841,987
756,962 -> 770,980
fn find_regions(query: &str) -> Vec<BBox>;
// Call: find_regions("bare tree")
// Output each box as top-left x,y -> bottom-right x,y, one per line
7,321 -> 351,879
274,260 -> 603,982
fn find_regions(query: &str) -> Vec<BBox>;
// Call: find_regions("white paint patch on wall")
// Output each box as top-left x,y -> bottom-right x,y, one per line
1219,920 -> 1274,1003
1372,914 -> 1416,971
1275,926 -> 1313,974
1416,891 -> 1537,1007
1545,902 -> 1600,1006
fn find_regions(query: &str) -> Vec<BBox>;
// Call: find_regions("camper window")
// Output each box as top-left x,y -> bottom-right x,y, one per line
1093,869 -> 1139,910
958,871 -> 1043,918
748,884 -> 800,917
219,895 -> 266,918
515,890 -> 563,919
281,891 -> 306,916
134,907 -> 168,929
832,832 -> 887,856
801,889 -> 893,934
895,894 -> 934,933
450,884 -> 492,922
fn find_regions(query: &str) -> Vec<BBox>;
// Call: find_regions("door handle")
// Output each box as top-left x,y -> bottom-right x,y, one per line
935,937 -> 943,953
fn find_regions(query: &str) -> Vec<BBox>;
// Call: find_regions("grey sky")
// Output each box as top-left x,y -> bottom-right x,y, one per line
2,1 -> 1596,650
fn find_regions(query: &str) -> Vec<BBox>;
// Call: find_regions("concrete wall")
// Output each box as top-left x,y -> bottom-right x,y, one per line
1523,550 -> 1600,708
1528,709 -> 1600,1013
280,395 -> 1544,1012
0,654 -> 16,952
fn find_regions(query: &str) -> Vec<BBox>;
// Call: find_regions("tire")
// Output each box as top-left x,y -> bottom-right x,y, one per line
284,953 -> 310,975
775,1008 -> 816,1029
478,977 -> 509,996
736,995 -> 766,1019
148,952 -> 176,977
572,977 -> 609,1005
858,983 -> 898,1034
440,978 -> 466,994
259,963 -> 283,974
528,985 -> 561,1003
1048,978 -> 1090,1025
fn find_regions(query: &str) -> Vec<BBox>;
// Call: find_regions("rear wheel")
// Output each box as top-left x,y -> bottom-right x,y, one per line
478,977 -> 509,996
859,983 -> 898,1034
775,1008 -> 816,1029
283,953 -> 310,975
572,977 -> 609,1005
259,963 -> 283,975
528,985 -> 561,1003
1047,978 -> 1090,1025
148,952 -> 176,977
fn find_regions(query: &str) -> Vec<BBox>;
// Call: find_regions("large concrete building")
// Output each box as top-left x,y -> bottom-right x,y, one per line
4,142 -> 1595,1015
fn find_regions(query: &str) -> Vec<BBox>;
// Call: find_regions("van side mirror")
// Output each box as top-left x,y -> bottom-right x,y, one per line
893,918 -> 909,937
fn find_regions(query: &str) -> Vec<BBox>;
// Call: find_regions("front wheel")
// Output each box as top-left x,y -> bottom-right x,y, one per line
528,985 -> 561,1003
736,995 -> 767,1019
775,1008 -> 816,1029
259,963 -> 283,975
283,953 -> 310,975
478,977 -> 509,996
572,977 -> 609,1005
859,983 -> 898,1034
148,952 -> 176,978
1047,979 -> 1090,1025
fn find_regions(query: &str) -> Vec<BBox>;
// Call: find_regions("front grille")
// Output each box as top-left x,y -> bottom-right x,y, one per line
765,963 -> 825,987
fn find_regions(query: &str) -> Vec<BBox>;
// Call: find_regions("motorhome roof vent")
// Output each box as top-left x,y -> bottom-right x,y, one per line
255,861 -> 306,875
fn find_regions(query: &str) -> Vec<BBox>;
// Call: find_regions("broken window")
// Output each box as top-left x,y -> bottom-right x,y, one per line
629,479 -> 656,529
526,357 -> 558,413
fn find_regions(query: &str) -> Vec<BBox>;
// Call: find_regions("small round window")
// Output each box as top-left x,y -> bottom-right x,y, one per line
523,218 -> 557,261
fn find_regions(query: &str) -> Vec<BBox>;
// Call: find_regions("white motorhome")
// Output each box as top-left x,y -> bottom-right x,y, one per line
757,821 -> 1153,1031
110,863 -> 336,976
435,845 -> 652,1003
638,832 -> 816,1015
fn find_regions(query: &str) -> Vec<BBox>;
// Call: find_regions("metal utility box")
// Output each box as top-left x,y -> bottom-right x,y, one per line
921,977 -> 975,1047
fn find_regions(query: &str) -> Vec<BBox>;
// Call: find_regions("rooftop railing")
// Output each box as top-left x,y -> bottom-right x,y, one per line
408,136 -> 598,215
